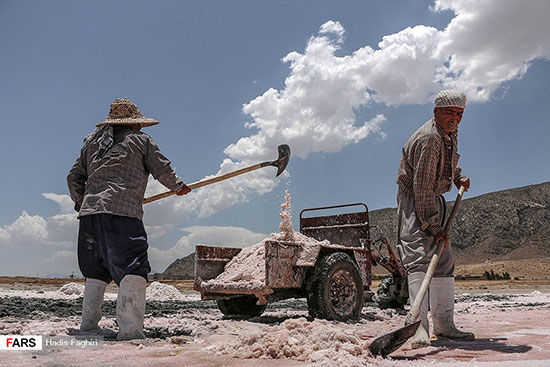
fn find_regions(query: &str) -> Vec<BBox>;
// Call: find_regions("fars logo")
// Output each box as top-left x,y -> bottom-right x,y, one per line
0,335 -> 42,350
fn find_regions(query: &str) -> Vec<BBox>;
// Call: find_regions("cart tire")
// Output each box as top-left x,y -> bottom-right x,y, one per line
217,295 -> 266,318
373,275 -> 408,310
307,252 -> 363,321
305,269 -> 320,318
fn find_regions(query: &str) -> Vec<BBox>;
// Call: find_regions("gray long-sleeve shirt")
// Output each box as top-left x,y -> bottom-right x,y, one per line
396,118 -> 463,235
67,126 -> 184,220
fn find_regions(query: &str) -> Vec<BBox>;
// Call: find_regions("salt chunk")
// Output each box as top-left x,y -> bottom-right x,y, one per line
59,282 -> 84,296
146,281 -> 182,301
279,190 -> 294,241
530,290 -> 543,298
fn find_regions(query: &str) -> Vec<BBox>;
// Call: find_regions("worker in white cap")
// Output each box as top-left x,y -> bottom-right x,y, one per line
395,90 -> 475,348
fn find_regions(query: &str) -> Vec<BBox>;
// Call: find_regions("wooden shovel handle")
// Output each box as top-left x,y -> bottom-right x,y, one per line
142,162 -> 263,204
405,186 -> 465,325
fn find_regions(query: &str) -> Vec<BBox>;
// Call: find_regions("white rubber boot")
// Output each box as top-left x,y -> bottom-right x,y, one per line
408,272 -> 431,349
116,275 -> 146,341
80,278 -> 107,332
430,277 -> 475,341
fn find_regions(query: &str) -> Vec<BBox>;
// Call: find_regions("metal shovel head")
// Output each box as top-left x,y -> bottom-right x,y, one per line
275,144 -> 291,176
368,320 -> 421,357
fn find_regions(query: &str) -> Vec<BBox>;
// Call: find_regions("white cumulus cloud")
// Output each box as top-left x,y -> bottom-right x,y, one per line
0,194 -> 79,276
319,20 -> 345,42
42,193 -> 75,213
0,195 -> 77,249
434,0 -> 550,101
0,211 -> 48,246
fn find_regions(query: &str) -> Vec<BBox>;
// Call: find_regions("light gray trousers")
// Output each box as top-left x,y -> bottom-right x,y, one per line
396,187 -> 455,277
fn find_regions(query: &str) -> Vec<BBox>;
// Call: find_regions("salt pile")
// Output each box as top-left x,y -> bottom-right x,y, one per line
202,191 -> 325,291
202,241 -> 267,290
146,281 -> 182,301
207,317 -> 378,366
59,282 -> 84,296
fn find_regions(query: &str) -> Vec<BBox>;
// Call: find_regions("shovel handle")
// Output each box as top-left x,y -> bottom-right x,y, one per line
444,185 -> 465,233
142,144 -> 290,205
405,186 -> 465,325
142,162 -> 263,204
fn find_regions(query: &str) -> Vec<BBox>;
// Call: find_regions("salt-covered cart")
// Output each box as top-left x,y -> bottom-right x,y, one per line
194,203 -> 399,321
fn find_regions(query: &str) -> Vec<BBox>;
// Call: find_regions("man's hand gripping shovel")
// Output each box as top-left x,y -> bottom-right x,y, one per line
368,186 -> 466,357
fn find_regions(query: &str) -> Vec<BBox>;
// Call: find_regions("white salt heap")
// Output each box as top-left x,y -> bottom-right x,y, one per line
202,190 -> 326,291
146,281 -> 183,301
59,282 -> 85,296
202,241 -> 267,290
203,191 -> 330,291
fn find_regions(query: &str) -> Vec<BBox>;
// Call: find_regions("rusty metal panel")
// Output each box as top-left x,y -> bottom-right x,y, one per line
195,244 -> 242,260
300,212 -> 368,227
300,203 -> 371,248
199,283 -> 273,296
295,243 -> 321,267
265,240 -> 306,288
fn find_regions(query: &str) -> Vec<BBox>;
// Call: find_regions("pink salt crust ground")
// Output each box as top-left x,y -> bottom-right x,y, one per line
1,290 -> 549,367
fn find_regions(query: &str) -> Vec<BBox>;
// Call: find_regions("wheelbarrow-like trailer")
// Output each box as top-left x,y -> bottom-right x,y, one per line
194,203 -> 406,321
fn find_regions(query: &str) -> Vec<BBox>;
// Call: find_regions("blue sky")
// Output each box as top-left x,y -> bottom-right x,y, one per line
1,0 -> 549,276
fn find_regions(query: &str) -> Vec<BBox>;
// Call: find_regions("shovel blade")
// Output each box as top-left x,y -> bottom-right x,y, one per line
368,320 -> 421,357
275,144 -> 291,177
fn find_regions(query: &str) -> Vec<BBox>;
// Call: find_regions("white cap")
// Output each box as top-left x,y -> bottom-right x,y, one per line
434,90 -> 466,108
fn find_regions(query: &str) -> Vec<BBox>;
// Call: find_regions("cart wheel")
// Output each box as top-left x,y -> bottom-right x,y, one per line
373,275 -> 409,310
217,295 -> 267,318
307,252 -> 363,321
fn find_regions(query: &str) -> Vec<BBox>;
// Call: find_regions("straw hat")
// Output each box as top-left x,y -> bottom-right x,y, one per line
96,98 -> 159,127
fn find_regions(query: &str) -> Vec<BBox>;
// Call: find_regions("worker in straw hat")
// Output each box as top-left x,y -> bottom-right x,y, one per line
67,98 -> 191,340
395,90 -> 475,348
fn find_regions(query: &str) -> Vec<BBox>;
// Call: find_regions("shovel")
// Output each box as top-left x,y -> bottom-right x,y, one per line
369,186 -> 466,357
142,144 -> 291,204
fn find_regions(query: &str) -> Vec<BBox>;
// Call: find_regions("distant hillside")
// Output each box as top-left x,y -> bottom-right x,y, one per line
370,182 -> 550,265
161,252 -> 195,280
161,182 -> 550,279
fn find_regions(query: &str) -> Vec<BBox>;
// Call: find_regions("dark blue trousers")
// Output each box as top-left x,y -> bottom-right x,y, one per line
78,214 -> 151,286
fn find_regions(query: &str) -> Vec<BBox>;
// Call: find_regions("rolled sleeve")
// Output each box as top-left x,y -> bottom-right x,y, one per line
143,137 -> 184,192
413,138 -> 442,235
67,149 -> 88,211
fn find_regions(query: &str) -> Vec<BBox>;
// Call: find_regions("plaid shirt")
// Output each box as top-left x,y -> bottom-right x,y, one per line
67,126 -> 184,220
396,118 -> 463,235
